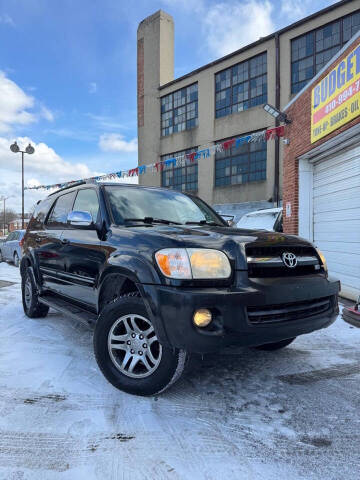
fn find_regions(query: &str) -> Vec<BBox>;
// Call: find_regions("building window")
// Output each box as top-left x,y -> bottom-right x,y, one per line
291,10 -> 360,94
215,134 -> 266,187
215,52 -> 267,118
161,149 -> 198,192
161,84 -> 198,137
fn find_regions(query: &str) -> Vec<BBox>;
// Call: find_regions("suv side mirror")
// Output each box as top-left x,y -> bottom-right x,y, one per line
67,210 -> 94,228
220,214 -> 235,227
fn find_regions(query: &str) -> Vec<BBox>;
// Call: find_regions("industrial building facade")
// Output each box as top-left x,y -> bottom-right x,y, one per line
137,1 -> 360,207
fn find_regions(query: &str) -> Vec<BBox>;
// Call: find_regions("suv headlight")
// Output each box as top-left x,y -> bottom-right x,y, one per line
155,248 -> 231,279
316,248 -> 328,274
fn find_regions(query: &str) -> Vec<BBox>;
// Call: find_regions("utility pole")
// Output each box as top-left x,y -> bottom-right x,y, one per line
0,196 -> 9,236
21,150 -> 24,229
9,141 -> 35,229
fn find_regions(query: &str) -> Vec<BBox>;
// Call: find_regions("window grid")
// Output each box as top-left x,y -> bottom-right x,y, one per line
161,84 -> 198,137
215,135 -> 267,187
291,10 -> 360,94
161,149 -> 198,193
215,52 -> 267,118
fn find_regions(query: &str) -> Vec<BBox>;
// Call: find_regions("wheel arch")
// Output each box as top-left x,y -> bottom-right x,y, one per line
20,255 -> 31,277
97,269 -> 141,311
97,266 -> 170,346
97,254 -> 161,311
20,254 -> 42,289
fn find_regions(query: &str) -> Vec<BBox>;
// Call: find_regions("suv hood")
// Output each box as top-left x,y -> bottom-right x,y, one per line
111,224 -> 314,271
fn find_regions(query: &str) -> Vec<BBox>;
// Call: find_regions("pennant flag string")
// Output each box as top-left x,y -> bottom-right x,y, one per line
25,126 -> 285,191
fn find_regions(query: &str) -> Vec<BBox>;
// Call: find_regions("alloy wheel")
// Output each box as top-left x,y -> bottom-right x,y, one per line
24,276 -> 32,309
108,314 -> 162,378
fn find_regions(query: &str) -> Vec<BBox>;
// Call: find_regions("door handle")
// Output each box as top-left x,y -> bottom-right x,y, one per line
61,238 -> 69,245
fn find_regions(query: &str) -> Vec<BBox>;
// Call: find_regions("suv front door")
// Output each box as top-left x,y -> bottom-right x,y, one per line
38,191 -> 76,292
59,187 -> 104,307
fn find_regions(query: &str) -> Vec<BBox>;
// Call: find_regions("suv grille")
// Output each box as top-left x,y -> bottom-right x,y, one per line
246,245 -> 321,278
247,296 -> 332,325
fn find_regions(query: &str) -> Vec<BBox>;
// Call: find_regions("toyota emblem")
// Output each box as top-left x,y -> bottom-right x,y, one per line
282,252 -> 297,268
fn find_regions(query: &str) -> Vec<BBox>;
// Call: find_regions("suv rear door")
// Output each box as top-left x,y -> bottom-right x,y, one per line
58,187 -> 104,307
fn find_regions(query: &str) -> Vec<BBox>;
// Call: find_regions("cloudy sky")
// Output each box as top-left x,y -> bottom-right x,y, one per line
0,0 -> 335,211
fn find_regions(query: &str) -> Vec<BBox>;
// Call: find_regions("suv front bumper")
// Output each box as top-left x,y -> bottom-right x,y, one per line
140,276 -> 340,354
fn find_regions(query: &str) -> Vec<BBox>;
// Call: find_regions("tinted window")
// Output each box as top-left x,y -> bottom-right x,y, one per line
73,189 -> 100,222
6,233 -> 14,241
47,192 -> 76,228
30,197 -> 54,229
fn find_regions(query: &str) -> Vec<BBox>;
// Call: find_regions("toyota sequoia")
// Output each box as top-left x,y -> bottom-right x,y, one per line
21,182 -> 340,396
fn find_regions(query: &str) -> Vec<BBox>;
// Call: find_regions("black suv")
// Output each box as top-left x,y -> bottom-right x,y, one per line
21,182 -> 340,396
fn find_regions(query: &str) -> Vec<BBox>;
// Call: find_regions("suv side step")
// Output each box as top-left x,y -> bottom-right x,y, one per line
38,293 -> 97,328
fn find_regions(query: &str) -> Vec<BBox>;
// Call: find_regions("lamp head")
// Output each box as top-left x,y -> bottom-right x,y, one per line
10,142 -> 20,153
263,103 -> 292,124
25,144 -> 35,155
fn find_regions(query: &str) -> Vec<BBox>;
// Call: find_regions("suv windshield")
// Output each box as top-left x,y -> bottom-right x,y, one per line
105,186 -> 226,226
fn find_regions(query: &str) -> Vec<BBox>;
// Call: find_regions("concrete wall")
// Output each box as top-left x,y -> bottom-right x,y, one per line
138,2 -> 360,205
157,37 -> 276,205
137,10 -> 174,188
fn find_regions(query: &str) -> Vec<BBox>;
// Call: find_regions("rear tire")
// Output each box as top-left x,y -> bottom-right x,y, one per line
94,293 -> 187,396
255,337 -> 296,351
13,252 -> 19,268
22,269 -> 49,318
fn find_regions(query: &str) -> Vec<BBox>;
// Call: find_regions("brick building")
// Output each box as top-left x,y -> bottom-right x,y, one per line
283,31 -> 360,300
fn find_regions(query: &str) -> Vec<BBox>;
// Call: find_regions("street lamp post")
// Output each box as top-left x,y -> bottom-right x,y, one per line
10,141 -> 35,229
0,196 -> 9,236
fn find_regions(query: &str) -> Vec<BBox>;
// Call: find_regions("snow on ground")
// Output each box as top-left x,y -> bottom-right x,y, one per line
0,261 -> 359,480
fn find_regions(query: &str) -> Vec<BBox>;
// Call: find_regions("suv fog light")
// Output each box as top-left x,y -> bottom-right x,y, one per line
193,309 -> 212,328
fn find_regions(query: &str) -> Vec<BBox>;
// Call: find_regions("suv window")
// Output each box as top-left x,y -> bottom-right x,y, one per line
73,189 -> 100,223
46,191 -> 76,228
6,232 -> 14,241
31,197 -> 54,229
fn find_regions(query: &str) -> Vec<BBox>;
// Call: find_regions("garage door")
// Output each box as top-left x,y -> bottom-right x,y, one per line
313,144 -> 360,301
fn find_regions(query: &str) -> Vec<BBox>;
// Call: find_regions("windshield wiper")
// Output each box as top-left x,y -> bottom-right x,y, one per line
124,217 -> 181,225
185,220 -> 223,227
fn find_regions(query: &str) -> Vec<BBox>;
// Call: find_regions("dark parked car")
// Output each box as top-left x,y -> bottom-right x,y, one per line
0,230 -> 25,267
20,182 -> 339,396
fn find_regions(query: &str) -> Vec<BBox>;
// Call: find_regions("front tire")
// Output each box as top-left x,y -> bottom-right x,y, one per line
94,294 -> 187,396
255,337 -> 296,351
22,269 -> 49,318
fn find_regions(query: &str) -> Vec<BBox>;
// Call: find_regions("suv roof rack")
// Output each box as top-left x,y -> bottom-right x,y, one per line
48,180 -> 88,196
